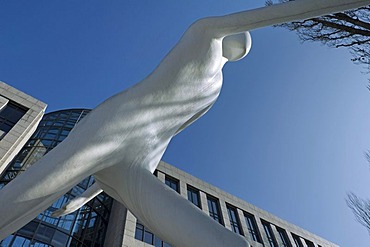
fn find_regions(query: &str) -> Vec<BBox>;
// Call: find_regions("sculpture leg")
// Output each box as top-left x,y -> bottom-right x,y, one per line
94,166 -> 250,247
51,182 -> 103,217
0,155 -> 96,240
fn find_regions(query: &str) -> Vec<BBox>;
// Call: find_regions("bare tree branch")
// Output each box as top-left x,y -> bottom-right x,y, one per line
333,13 -> 370,30
311,18 -> 370,37
267,1 -> 370,70
267,0 -> 370,235
346,192 -> 370,234
336,38 -> 370,48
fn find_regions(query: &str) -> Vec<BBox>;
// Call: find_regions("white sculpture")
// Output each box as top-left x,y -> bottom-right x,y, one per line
1,1 -> 369,246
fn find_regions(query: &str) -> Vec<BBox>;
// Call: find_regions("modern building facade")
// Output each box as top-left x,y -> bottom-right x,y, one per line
0,83 -> 338,247
104,161 -> 339,247
0,81 -> 46,175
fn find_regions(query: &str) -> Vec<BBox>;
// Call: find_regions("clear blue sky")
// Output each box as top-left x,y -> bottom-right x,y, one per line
1,1 -> 370,246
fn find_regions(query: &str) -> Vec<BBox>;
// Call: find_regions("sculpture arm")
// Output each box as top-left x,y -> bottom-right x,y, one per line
201,0 -> 370,37
51,182 -> 103,217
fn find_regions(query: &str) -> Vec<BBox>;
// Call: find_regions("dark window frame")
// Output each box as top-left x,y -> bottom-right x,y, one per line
292,233 -> 304,247
261,220 -> 278,247
244,212 -> 262,243
207,195 -> 224,225
135,221 -> 171,247
0,100 -> 28,139
304,239 -> 315,247
276,226 -> 292,247
165,175 -> 179,193
187,185 -> 201,209
226,204 -> 243,236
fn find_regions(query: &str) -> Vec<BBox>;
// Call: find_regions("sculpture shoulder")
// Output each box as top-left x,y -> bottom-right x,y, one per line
188,17 -> 221,38
187,17 -> 234,40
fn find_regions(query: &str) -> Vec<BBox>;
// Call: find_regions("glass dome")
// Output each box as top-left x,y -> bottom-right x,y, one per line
0,109 -> 113,247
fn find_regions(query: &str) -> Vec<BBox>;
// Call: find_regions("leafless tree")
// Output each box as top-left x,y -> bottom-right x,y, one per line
346,192 -> 370,233
267,0 -> 370,234
267,1 -> 370,71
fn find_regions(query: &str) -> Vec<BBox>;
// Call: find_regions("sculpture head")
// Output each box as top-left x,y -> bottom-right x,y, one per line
222,31 -> 252,62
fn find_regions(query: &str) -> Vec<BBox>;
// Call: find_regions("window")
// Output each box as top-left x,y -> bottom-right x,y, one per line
165,175 -> 179,193
261,220 -> 277,247
0,101 -> 27,139
304,239 -> 315,247
187,185 -> 201,208
207,195 -> 223,225
135,221 -> 171,247
226,205 -> 243,235
135,221 -> 152,244
244,213 -> 262,243
292,234 -> 303,247
276,227 -> 292,247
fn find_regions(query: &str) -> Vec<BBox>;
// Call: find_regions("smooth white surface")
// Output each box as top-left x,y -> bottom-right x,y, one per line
1,1 -> 370,246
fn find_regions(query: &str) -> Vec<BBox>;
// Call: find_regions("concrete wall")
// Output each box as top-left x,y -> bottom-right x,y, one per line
0,81 -> 46,175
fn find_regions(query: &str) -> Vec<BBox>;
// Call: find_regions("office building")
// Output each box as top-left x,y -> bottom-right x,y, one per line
0,81 -> 46,175
116,161 -> 339,247
0,83 -> 338,247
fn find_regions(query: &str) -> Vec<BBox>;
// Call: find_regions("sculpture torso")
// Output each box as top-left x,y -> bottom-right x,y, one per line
61,22 -> 226,174
2,1 -> 370,245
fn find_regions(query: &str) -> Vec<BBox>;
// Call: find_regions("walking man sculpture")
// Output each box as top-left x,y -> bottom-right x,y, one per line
1,1 -> 369,246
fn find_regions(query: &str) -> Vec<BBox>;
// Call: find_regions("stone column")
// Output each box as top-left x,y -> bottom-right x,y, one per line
219,199 -> 231,230
157,170 -> 166,183
103,200 -> 127,247
179,180 -> 187,198
199,191 -> 209,215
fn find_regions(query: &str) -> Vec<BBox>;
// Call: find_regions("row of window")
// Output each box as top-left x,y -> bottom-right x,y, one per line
134,221 -> 171,247
134,173 -> 321,247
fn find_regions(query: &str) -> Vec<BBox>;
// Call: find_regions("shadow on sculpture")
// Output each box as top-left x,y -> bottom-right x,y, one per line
1,1 -> 369,246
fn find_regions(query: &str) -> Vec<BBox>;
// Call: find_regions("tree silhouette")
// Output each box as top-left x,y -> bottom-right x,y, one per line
346,192 -> 370,233
267,0 -> 370,235
267,1 -> 370,71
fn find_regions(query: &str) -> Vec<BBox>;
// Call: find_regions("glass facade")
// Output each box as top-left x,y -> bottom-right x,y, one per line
0,109 -> 113,247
